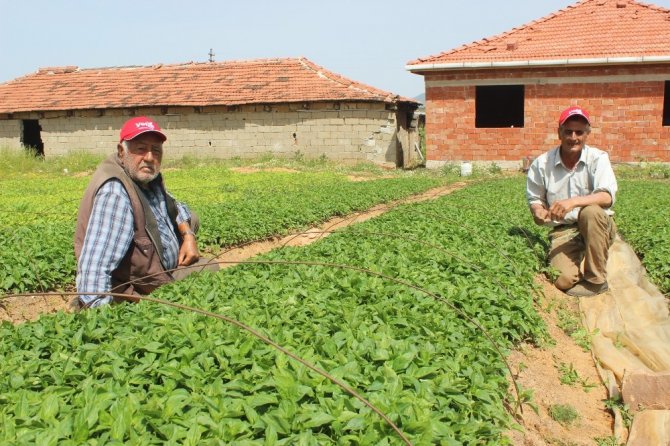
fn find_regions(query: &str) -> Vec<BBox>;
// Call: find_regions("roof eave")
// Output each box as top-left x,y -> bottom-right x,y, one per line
0,96 -> 413,115
405,56 -> 670,72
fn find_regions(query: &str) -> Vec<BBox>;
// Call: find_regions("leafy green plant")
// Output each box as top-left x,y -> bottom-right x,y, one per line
557,361 -> 580,385
441,162 -> 461,177
1,176 -> 551,444
4,172 -> 667,443
0,148 -> 103,176
549,404 -> 580,427
0,164 -> 445,294
488,163 -> 502,175
555,306 -> 596,351
594,435 -> 624,446
556,361 -> 597,392
604,396 -> 633,428
616,179 -> 670,294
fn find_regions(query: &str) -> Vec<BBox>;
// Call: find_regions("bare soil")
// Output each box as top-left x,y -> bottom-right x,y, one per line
1,180 -> 616,443
506,276 -> 615,445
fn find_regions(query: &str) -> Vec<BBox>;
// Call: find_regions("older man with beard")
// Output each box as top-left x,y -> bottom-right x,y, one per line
75,116 -> 216,308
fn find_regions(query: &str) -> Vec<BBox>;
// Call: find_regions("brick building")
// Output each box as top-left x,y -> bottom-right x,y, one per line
0,57 -> 419,166
406,0 -> 670,168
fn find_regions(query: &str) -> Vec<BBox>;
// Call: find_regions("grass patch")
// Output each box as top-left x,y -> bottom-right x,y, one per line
0,148 -> 103,176
549,403 -> 580,427
555,360 -> 597,392
555,302 -> 595,351
603,396 -> 633,428
594,436 -> 624,446
615,162 -> 670,180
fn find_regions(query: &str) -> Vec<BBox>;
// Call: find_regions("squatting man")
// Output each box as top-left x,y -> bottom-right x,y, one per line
74,116 -> 218,308
526,106 -> 618,297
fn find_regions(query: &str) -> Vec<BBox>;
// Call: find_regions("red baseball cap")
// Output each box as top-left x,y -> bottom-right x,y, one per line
119,116 -> 167,142
559,106 -> 590,126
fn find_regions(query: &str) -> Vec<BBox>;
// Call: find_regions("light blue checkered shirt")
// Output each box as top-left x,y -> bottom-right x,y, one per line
76,179 -> 190,307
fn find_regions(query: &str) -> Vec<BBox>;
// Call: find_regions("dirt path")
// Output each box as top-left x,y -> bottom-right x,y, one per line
507,276 -> 615,445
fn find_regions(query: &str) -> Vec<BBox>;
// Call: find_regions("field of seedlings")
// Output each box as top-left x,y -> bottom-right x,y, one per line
615,178 -> 670,294
1,157 -> 668,444
0,165 -> 441,294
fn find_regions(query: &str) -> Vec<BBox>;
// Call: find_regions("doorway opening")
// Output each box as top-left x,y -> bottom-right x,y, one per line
22,119 -> 44,156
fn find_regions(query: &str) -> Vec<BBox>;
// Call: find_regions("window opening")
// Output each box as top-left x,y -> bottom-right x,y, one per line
475,85 -> 524,128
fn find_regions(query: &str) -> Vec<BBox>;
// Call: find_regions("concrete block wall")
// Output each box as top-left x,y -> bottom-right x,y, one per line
423,64 -> 670,167
0,119 -> 21,150
0,102 -> 400,165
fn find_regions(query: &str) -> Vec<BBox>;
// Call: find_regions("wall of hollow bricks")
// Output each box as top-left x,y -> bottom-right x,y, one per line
0,101 -> 402,165
422,63 -> 670,169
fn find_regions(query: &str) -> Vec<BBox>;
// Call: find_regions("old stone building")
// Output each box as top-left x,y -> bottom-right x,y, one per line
406,0 -> 670,168
0,57 -> 419,166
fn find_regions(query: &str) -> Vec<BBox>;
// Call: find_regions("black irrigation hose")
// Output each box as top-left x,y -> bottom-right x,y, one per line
5,290 -> 413,446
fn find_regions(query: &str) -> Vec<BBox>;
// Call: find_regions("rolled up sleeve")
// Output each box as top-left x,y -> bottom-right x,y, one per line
526,160 -> 547,208
592,153 -> 618,205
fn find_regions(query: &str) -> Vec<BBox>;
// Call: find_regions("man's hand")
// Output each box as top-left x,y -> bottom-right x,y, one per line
530,204 -> 551,226
178,234 -> 200,266
548,198 -> 576,221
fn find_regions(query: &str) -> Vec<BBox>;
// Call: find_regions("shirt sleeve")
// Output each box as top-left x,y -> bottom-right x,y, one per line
76,180 -> 134,308
176,202 -> 191,225
592,152 -> 618,205
526,158 -> 547,208
165,190 -> 192,224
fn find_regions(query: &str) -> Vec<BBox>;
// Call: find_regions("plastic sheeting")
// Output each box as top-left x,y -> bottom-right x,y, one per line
579,237 -> 670,445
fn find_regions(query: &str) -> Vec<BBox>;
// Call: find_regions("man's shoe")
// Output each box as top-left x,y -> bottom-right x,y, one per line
565,280 -> 609,297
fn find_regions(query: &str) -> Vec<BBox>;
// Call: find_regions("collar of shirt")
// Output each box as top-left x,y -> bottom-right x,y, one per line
552,145 -> 588,171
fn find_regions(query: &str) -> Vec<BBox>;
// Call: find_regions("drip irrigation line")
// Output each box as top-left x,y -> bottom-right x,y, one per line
5,290 -> 413,446
392,207 -> 547,303
4,256 -> 527,418
40,256 -> 526,416
273,202 -> 544,305
280,228 -> 524,302
223,259 -> 525,416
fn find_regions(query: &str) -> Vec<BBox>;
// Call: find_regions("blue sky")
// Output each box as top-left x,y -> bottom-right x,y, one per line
2,0 -> 669,98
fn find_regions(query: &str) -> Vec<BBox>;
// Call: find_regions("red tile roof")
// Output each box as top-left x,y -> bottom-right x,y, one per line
407,0 -> 670,70
0,57 -> 412,114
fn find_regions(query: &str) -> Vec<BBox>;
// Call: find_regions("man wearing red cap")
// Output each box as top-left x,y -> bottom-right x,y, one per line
526,106 -> 618,297
74,116 -> 216,308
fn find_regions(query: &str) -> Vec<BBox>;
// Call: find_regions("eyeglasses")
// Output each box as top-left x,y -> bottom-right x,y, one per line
561,128 -> 587,137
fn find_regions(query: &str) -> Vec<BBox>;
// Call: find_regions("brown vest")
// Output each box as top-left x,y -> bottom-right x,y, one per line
74,154 -> 180,297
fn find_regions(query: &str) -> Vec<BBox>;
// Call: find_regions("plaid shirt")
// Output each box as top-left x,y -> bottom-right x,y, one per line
76,179 -> 190,307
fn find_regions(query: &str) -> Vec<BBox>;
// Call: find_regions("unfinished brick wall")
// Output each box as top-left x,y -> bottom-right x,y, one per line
423,64 -> 670,167
0,102 -> 400,164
